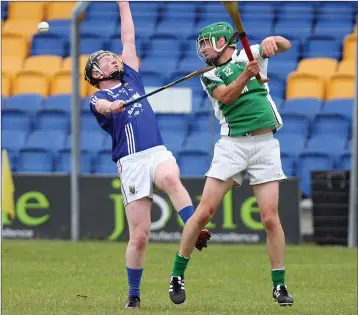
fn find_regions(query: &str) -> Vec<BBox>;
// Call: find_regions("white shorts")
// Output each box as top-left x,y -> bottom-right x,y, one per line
206,132 -> 287,186
117,145 -> 176,206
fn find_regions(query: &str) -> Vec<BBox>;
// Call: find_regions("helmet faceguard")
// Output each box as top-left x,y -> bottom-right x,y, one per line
196,22 -> 238,66
84,50 -> 124,88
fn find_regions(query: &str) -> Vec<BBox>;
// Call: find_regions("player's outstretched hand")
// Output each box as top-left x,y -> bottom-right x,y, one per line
261,36 -> 278,57
110,100 -> 126,113
195,229 -> 212,251
243,59 -> 260,79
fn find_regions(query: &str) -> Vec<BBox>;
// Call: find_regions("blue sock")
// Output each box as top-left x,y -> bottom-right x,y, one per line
126,267 -> 143,298
178,205 -> 194,224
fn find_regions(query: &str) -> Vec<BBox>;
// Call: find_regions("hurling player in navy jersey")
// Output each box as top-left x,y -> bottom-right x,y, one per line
84,1 -> 210,310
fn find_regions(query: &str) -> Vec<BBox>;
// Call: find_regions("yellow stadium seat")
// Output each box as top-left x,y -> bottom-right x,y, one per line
13,70 -> 49,96
337,60 -> 355,76
8,2 -> 45,21
2,33 -> 28,60
46,2 -> 77,20
23,56 -> 63,77
87,84 -> 99,97
2,72 -> 12,97
326,74 -> 355,100
2,20 -> 39,40
286,72 -> 325,100
296,58 -> 338,81
50,69 -> 87,97
2,56 -> 24,77
343,33 -> 357,60
62,55 -> 89,72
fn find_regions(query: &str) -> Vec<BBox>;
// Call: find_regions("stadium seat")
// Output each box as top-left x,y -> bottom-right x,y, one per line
2,33 -> 28,60
190,112 -> 220,134
182,132 -> 215,153
94,149 -> 116,174
140,71 -> 165,87
280,152 -> 296,177
31,33 -> 68,57
199,1 -> 232,20
130,2 -> 162,19
337,60 -> 355,76
55,149 -> 93,173
343,33 -> 357,60
321,99 -> 353,121
85,1 -> 119,22
273,19 -> 313,41
2,56 -> 23,76
2,20 -> 39,40
155,20 -> 195,40
266,59 -> 297,80
270,40 -> 301,62
13,70 -> 49,96
2,72 -> 12,97
80,34 -> 106,55
80,20 -> 118,39
50,69 -> 87,97
145,37 -> 182,59
286,72 -> 325,99
2,130 -> 27,153
267,75 -> 286,99
25,130 -> 66,152
338,153 -> 351,170
46,2 -> 77,20
23,56 -> 62,77
87,84 -> 100,97
311,114 -> 351,138
276,133 -> 306,157
296,152 -> 335,196
325,74 -> 355,100
279,113 -> 310,138
161,131 -> 186,156
177,149 -> 212,176
17,148 -> 54,173
305,135 -> 346,157
105,35 -> 123,55
44,94 -> 71,112
62,55 -> 89,72
6,94 -> 43,112
296,58 -> 337,81
277,3 -> 314,22
177,56 -> 208,74
303,36 -> 341,60
156,114 -> 189,134
65,132 -> 106,154
81,111 -> 100,131
130,15 -> 157,40
35,109 -> 69,131
7,2 -> 45,21
281,98 -> 322,120
46,19 -> 71,39
1,1 -> 8,20
2,109 -> 31,132
313,20 -> 354,41
161,2 -> 197,22
317,1 -> 357,20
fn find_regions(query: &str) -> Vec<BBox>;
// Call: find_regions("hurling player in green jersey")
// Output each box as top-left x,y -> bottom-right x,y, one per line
169,22 -> 294,307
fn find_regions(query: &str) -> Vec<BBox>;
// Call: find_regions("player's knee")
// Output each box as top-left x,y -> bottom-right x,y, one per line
130,230 -> 149,252
197,199 -> 216,224
261,209 -> 280,232
161,172 -> 181,192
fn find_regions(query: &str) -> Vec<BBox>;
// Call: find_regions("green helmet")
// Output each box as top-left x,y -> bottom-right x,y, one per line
196,22 -> 237,64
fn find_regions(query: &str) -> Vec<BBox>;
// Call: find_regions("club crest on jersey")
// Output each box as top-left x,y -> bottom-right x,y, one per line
129,185 -> 137,196
127,93 -> 144,118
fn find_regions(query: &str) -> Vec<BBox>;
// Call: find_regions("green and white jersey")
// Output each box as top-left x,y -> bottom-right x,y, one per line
200,44 -> 283,137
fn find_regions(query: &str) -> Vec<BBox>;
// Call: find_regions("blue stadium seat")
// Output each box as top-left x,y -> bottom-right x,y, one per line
35,109 -> 69,131
280,152 -> 296,177
18,148 -> 54,173
277,3 -> 315,22
81,111 -> 100,131
237,20 -> 274,42
1,1 -> 8,20
338,153 -> 351,170
321,99 -> 353,121
130,2 -> 162,19
273,20 -> 313,41
55,149 -> 92,173
267,75 -> 286,99
2,130 -> 27,153
25,130 -> 66,152
317,1 -> 357,20
177,56 -> 205,73
80,20 -> 118,38
168,71 -> 204,95
86,1 -> 119,21
80,34 -> 106,55
6,94 -> 43,112
161,2 -> 197,22
199,2 -> 232,20
141,71 -> 165,87
311,114 -> 351,138
2,109 -> 32,132
280,98 -> 322,120
192,94 -> 205,113
31,34 -> 68,57
303,36 -> 341,59
131,15 -> 157,39
47,20 -> 71,39
190,112 -> 220,134
161,130 -> 186,156
155,20 -> 195,39
2,96 -> 7,109
82,96 -> 92,109
267,59 -> 297,80
182,132 -> 215,153
140,57 -> 178,76
44,94 -> 71,112
65,132 -> 106,154
276,133 -> 306,157
146,37 -> 182,59
94,149 -> 116,174
313,20 -> 354,41
243,1 -> 277,19
270,40 -> 301,62
156,113 -> 189,134
279,113 -> 310,138
347,140 -> 352,152
305,135 -> 346,157
296,152 -> 335,196
177,149 -> 212,176
102,135 -> 112,150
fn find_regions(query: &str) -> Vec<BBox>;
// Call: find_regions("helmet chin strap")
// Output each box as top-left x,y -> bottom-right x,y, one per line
206,32 -> 239,66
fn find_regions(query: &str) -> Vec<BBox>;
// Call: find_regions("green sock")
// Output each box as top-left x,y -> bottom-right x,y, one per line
172,252 -> 190,277
271,268 -> 285,287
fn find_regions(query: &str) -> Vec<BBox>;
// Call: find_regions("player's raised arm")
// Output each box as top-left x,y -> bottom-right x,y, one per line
261,36 -> 291,58
118,1 -> 139,71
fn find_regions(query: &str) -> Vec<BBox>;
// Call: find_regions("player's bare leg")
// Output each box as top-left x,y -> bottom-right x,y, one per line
169,177 -> 233,304
154,160 -> 211,251
124,197 -> 152,309
252,181 -> 293,306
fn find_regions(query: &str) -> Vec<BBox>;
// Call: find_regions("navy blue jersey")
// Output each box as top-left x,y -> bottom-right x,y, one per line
89,64 -> 163,162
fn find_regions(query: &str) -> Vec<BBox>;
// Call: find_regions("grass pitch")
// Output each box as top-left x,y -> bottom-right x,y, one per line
2,240 -> 357,315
